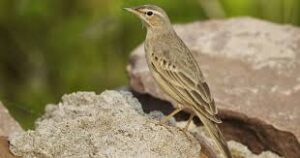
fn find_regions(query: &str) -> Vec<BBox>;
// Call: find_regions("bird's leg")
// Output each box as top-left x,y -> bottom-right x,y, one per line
183,114 -> 195,132
159,107 -> 182,125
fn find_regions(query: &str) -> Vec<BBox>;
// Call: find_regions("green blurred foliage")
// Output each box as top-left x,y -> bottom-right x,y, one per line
0,0 -> 299,129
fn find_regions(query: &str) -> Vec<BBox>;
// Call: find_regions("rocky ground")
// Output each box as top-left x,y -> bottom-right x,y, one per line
8,91 -> 281,158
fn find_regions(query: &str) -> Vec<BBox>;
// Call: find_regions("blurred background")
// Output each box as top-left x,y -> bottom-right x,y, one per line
0,0 -> 300,129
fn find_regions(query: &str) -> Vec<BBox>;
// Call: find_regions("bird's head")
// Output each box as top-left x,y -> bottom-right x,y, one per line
124,5 -> 172,31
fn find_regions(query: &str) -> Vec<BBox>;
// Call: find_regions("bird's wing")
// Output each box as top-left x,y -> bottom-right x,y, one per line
150,52 -> 220,123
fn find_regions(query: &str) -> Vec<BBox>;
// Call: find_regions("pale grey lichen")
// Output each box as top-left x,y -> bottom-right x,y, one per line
9,91 -> 200,158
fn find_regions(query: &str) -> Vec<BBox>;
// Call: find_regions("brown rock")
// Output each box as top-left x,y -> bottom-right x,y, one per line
0,136 -> 18,158
0,101 -> 23,137
127,17 -> 300,158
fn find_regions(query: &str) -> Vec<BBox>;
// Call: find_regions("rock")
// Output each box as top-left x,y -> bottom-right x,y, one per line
9,91 -> 201,158
0,101 -> 23,137
127,17 -> 300,158
0,101 -> 21,158
190,125 -> 282,158
228,141 -> 282,158
0,136 -> 18,158
8,90 -> 283,158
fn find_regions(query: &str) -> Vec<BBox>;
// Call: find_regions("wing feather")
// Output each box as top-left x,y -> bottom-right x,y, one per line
150,57 -> 220,123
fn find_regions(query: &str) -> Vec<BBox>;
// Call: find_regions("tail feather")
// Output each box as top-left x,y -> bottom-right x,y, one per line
197,112 -> 232,158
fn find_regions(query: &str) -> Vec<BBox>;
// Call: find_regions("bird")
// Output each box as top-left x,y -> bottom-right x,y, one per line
125,5 -> 232,158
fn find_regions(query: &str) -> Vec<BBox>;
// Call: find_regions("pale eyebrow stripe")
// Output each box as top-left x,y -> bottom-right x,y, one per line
152,10 -> 164,17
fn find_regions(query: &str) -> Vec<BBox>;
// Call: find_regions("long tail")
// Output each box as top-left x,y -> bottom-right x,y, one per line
196,112 -> 232,158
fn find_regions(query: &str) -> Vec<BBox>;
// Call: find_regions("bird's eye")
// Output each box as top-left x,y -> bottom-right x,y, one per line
146,11 -> 153,16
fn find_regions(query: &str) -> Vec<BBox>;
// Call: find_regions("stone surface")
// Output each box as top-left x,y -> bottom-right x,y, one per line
0,136 -> 18,158
227,141 -> 282,158
190,125 -> 281,158
127,17 -> 300,158
8,90 -> 282,158
9,91 -> 201,158
0,101 -> 23,137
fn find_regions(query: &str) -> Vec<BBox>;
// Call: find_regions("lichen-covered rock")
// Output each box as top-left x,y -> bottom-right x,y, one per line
127,17 -> 300,158
0,101 -> 23,137
9,91 -> 201,158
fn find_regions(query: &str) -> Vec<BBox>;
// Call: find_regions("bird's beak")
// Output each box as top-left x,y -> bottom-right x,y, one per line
124,6 -> 150,27
124,7 -> 141,16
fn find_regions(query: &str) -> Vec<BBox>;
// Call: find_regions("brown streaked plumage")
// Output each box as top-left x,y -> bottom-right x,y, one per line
125,4 -> 232,158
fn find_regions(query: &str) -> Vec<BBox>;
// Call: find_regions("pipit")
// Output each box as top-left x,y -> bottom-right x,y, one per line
125,5 -> 232,158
